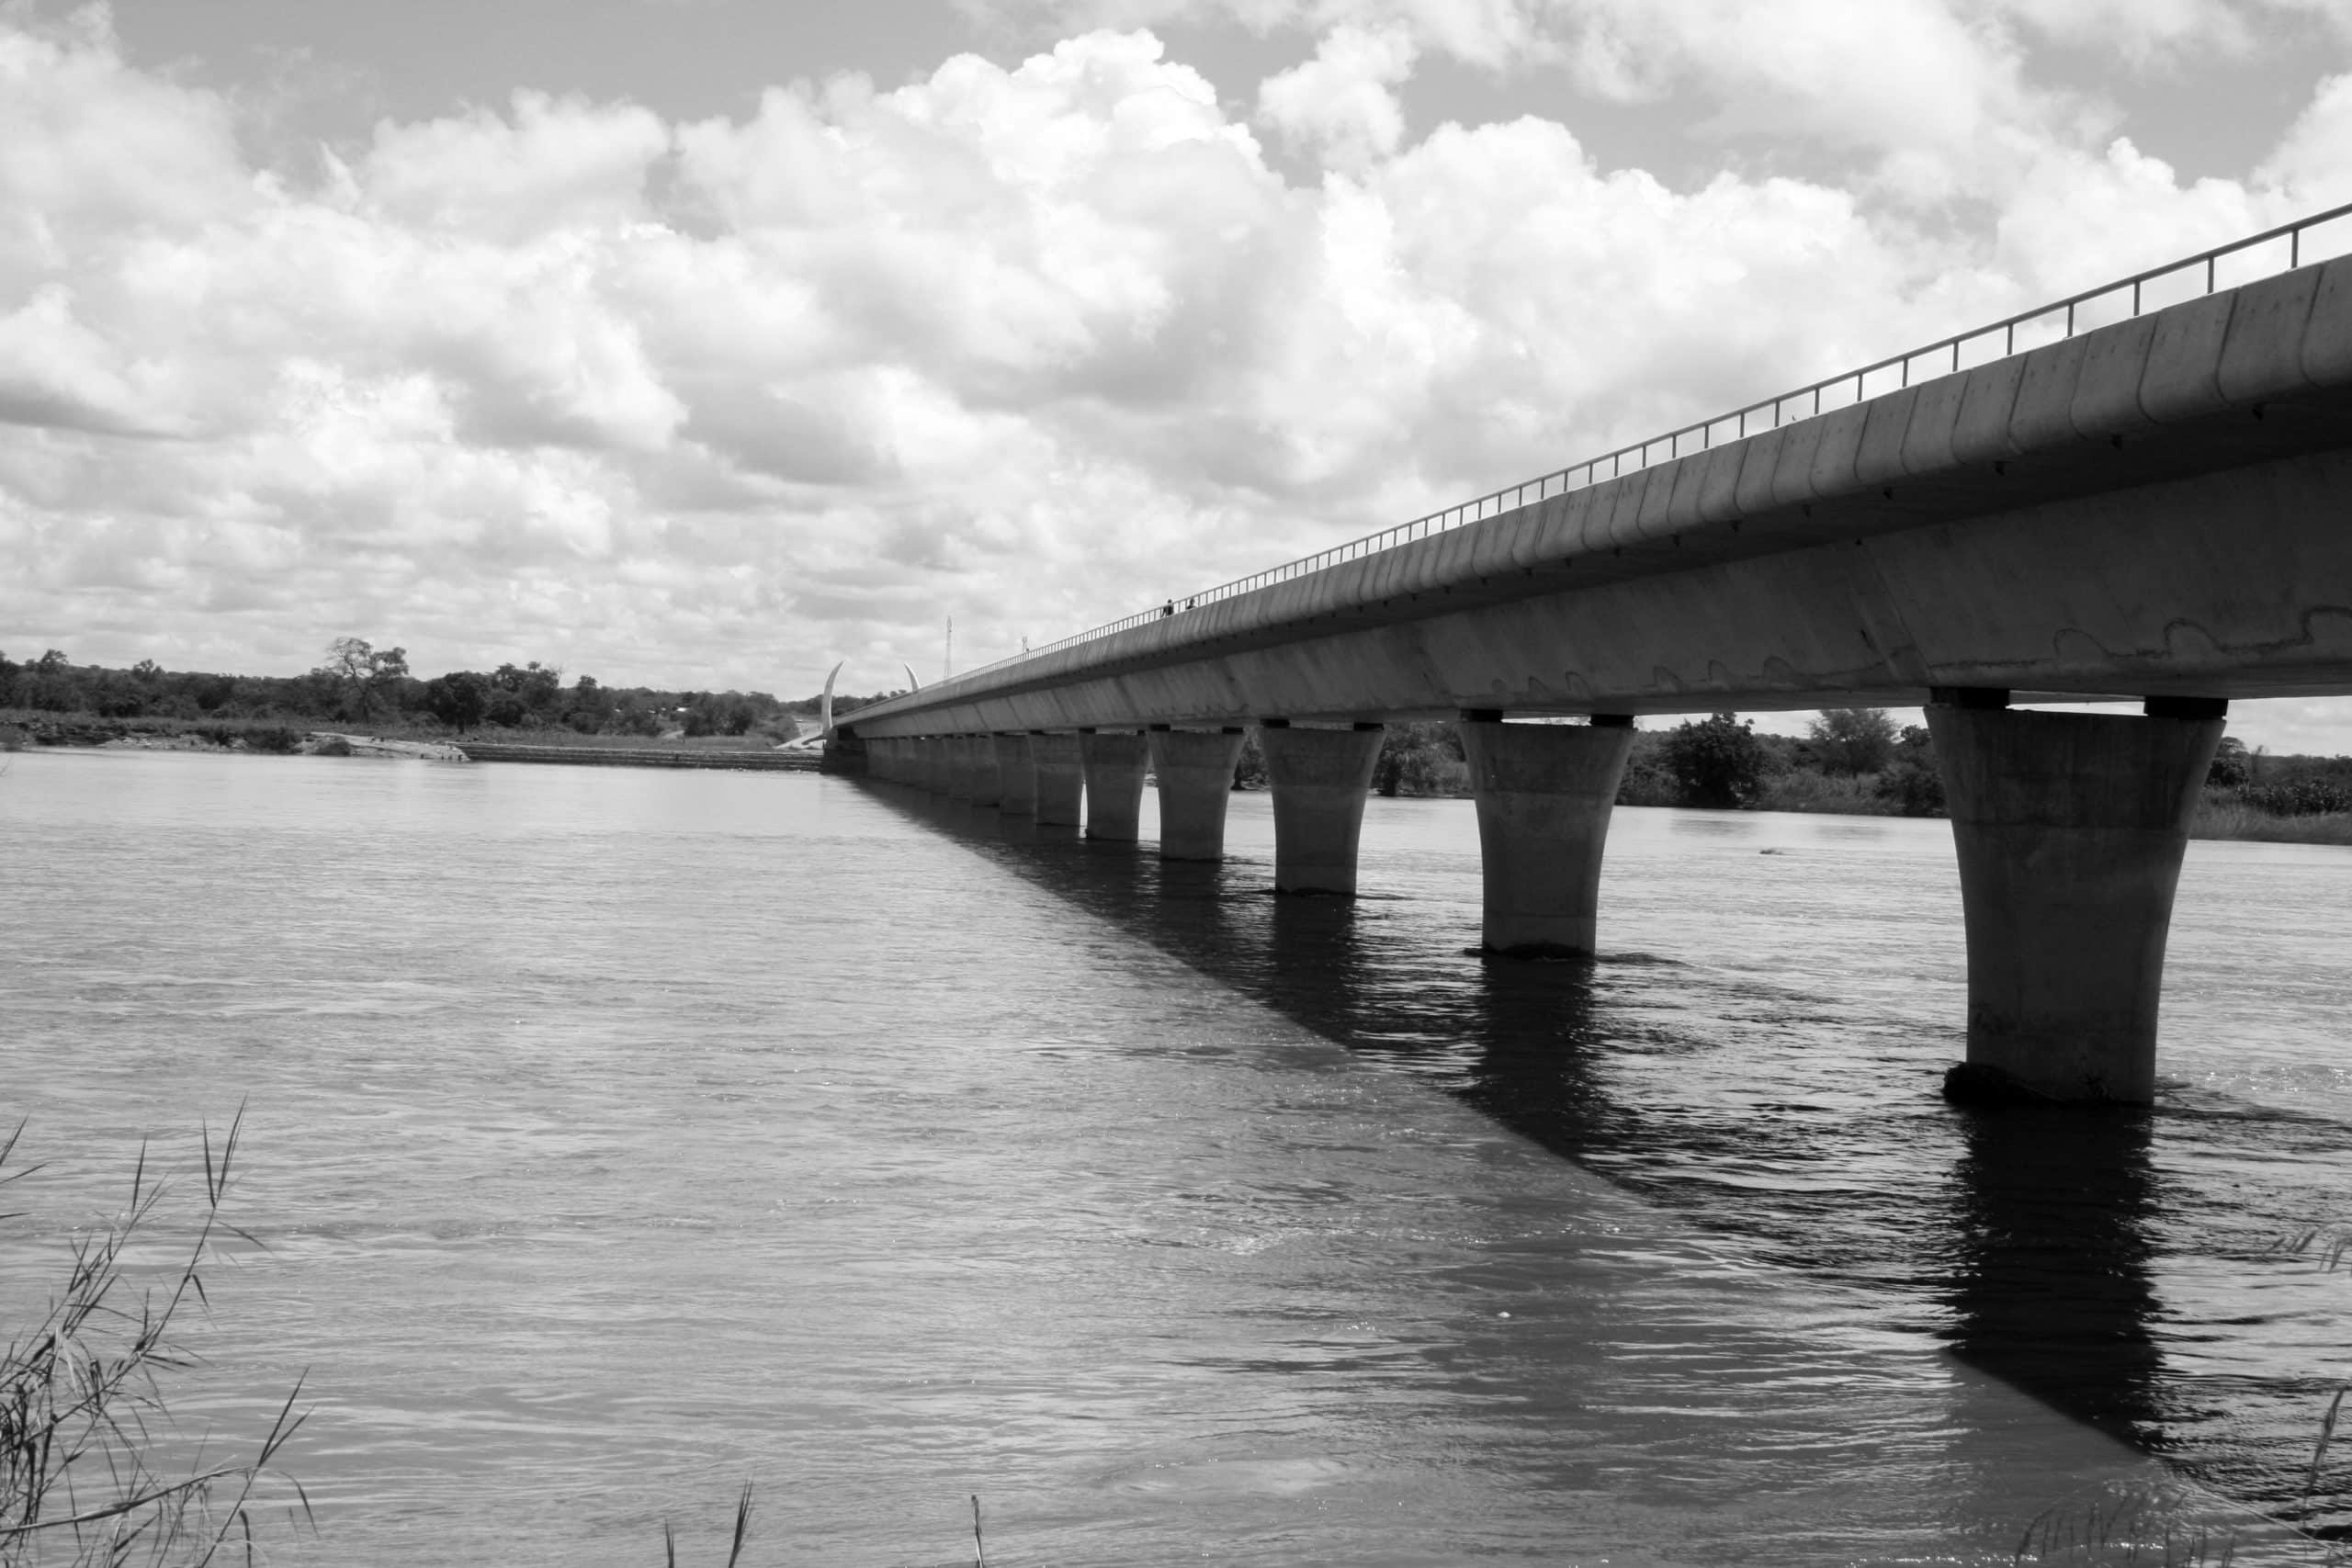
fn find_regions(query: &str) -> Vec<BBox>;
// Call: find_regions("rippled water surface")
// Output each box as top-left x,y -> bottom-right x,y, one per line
6,749 -> 2352,1565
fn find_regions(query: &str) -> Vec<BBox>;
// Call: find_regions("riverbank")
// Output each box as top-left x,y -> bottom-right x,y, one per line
0,713 -> 813,771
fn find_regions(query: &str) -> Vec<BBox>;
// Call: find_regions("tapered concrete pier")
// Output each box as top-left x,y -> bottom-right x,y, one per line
1148,728 -> 1246,862
1033,733 -> 1084,826
967,735 -> 1003,807
1928,696 -> 2225,1104
1459,716 -> 1634,957
1080,731 -> 1148,841
923,737 -> 949,794
993,734 -> 1035,815
1261,723 -> 1385,895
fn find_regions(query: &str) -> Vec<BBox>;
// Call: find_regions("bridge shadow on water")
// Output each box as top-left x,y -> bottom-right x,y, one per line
859,781 -> 2346,1532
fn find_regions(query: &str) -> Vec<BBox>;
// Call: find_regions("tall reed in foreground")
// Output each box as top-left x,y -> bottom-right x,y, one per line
0,1112 -> 310,1566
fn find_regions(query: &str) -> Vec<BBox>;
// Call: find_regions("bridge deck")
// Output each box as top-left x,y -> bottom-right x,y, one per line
844,250 -> 2352,737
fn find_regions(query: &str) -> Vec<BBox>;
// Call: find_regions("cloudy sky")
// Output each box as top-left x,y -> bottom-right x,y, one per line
4,0 -> 2350,744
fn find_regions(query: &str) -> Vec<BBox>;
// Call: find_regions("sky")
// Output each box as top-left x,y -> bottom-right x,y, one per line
4,0 -> 2352,748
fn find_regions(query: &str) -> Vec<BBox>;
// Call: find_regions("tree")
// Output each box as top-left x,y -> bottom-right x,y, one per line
317,637 -> 409,721
24,649 -> 74,712
565,675 -> 616,734
1876,725 -> 1946,816
490,661 -> 562,723
1373,721 -> 1466,797
2207,735 -> 2251,789
1662,713 -> 1767,807
423,671 -> 490,732
1807,707 -> 1897,776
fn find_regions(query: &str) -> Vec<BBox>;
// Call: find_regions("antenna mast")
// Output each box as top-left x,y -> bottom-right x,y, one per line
944,615 -> 953,682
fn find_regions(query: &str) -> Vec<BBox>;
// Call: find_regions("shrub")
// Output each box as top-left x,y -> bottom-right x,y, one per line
2245,777 -> 2352,817
241,726 -> 301,754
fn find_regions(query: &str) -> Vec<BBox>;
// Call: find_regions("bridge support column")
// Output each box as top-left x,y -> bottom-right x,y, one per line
1460,716 -> 1634,957
820,731 -> 865,774
921,737 -> 946,794
1261,723 -> 1384,895
1080,731 -> 1148,841
993,735 -> 1035,815
1033,734 -> 1084,826
946,736 -> 978,800
1149,728 -> 1246,862
967,735 -> 1003,807
1929,694 -> 2225,1105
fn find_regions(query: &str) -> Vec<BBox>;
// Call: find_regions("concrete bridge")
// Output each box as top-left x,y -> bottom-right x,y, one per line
826,207 -> 2352,1107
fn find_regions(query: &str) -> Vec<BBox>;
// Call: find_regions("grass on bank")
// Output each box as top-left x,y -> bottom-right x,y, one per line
0,1112 -> 310,1566
2190,797 -> 2352,846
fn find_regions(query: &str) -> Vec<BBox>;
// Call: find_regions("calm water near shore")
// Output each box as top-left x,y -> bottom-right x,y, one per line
5,749 -> 2352,1565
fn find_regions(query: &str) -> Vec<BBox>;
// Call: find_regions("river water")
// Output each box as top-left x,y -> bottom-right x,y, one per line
5,748 -> 2351,1565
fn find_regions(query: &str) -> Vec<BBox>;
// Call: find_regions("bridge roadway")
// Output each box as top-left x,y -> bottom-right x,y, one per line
827,225 -> 2352,1107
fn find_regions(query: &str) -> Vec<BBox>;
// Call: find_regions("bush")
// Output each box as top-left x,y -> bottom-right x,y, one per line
2245,777 -> 2352,817
241,726 -> 301,754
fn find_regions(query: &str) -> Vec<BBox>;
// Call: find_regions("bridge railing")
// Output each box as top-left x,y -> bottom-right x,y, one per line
950,200 -> 2352,688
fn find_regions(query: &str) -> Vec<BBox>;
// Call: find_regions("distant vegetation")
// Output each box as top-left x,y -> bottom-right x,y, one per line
0,641 -> 903,746
7,647 -> 2346,842
1324,710 -> 1951,818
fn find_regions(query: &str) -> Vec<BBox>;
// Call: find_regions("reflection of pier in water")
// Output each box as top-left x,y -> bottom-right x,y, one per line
857,782 -> 2352,1536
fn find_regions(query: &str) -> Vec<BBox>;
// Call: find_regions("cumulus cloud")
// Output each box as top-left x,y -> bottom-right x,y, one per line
1257,23 -> 1419,168
2260,71 -> 2352,206
356,91 -> 671,243
0,1 -> 2346,742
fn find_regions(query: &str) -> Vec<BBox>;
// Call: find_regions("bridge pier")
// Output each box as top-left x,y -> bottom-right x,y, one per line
1928,694 -> 2225,1105
919,737 -> 945,794
1260,722 -> 1385,895
1148,728 -> 1247,862
967,735 -> 1003,807
1081,731 -> 1148,840
944,736 -> 977,800
1459,716 -> 1634,956
1033,734 -> 1084,826
993,735 -> 1036,815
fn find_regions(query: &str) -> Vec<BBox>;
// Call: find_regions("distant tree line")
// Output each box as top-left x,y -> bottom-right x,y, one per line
0,641 -> 857,741
1306,709 -> 2346,820
1230,710 -> 1952,815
